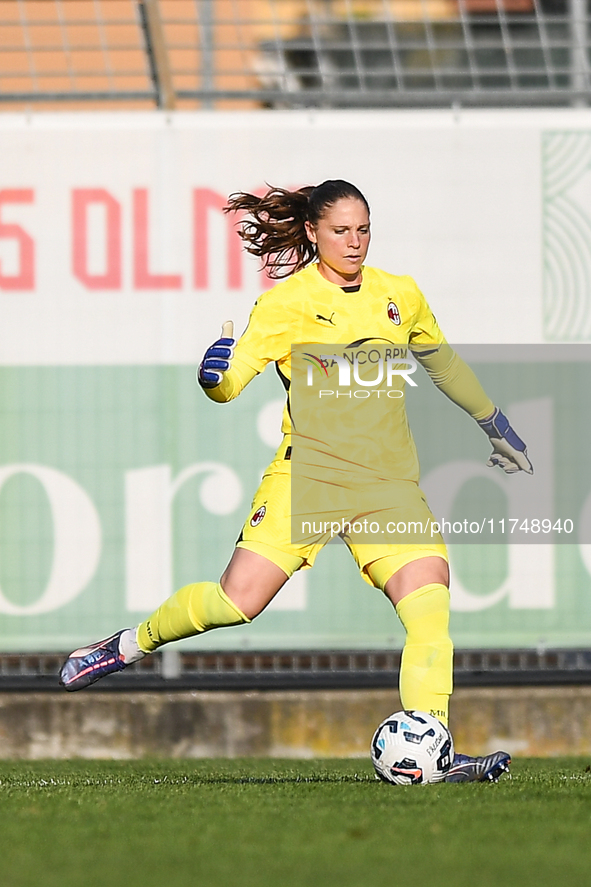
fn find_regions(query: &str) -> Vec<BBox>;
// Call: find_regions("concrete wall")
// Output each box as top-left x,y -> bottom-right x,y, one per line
0,687 -> 590,759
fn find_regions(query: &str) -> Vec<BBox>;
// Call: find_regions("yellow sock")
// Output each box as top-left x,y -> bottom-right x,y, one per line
395,583 -> 453,726
136,582 -> 251,653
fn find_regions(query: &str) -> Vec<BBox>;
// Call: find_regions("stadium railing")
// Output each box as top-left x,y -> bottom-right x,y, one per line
2,648 -> 591,691
0,0 -> 589,110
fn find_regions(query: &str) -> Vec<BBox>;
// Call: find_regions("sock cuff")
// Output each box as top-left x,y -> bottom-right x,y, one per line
216,583 -> 251,624
136,623 -> 153,654
395,583 -> 450,621
136,580 -> 252,654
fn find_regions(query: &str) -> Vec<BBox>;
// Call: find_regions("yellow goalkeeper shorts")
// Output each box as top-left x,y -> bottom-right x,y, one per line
236,455 -> 448,591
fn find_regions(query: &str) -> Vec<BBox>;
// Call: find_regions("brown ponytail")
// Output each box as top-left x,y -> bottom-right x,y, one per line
225,180 -> 369,279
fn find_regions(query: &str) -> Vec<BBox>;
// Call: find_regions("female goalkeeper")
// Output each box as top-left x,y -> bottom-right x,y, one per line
60,180 -> 531,782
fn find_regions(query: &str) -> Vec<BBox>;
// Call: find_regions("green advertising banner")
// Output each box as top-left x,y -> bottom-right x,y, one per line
1,350 -> 590,652
2,115 -> 591,653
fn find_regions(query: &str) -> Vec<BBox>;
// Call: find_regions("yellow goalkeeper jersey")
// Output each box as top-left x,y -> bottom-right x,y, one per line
208,263 -> 449,484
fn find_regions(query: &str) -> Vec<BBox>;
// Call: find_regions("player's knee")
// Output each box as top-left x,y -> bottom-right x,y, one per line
219,579 -> 263,620
220,549 -> 291,619
219,575 -> 282,621
396,583 -> 451,640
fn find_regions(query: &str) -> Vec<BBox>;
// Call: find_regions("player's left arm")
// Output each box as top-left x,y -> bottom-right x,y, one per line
476,405 -> 533,475
416,346 -> 533,475
408,281 -> 532,475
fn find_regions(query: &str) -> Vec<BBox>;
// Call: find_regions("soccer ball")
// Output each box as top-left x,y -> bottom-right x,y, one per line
370,710 -> 454,785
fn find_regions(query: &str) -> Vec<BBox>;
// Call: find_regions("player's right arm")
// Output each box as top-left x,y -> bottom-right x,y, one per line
197,320 -> 260,403
197,286 -> 293,403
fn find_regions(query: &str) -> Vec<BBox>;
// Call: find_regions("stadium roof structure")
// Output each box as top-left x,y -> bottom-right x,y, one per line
0,0 -> 589,110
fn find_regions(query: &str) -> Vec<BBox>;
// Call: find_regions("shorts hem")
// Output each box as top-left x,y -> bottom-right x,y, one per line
362,545 -> 449,590
236,540 -> 308,579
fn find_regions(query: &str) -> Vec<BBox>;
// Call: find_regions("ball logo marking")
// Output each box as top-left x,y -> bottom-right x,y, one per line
370,710 -> 454,785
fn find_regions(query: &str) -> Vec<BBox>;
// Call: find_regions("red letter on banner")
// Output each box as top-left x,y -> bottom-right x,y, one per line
193,188 -> 243,290
0,189 -> 35,290
72,189 -> 121,289
133,188 -> 182,290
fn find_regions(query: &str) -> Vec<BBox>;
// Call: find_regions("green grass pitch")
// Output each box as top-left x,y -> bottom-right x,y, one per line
1,758 -> 590,887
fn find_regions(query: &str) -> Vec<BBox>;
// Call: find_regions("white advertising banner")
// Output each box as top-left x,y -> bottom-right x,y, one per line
1,109 -> 590,651
3,107 -> 590,367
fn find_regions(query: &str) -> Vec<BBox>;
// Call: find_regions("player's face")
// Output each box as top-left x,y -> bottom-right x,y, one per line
305,197 -> 370,285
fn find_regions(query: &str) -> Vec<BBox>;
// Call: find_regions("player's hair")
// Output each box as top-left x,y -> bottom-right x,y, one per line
224,180 -> 370,279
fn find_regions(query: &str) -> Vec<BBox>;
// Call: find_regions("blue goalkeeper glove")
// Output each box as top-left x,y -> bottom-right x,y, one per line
197,321 -> 235,389
478,407 -> 533,475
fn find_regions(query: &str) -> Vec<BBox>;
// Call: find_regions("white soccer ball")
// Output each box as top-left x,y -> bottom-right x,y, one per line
370,710 -> 454,785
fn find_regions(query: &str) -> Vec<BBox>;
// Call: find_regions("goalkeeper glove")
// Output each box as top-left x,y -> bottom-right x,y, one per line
197,321 -> 235,389
477,407 -> 533,475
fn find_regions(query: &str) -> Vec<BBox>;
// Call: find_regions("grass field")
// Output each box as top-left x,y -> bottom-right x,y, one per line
0,758 -> 590,887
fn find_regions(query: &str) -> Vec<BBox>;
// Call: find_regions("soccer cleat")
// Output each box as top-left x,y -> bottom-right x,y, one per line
444,750 -> 511,783
59,630 -> 130,691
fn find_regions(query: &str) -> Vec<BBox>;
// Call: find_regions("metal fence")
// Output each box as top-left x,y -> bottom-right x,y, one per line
0,0 -> 589,109
4,648 -> 591,690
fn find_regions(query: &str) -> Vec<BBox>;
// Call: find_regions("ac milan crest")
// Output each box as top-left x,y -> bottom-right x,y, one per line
388,301 -> 401,325
250,505 -> 267,527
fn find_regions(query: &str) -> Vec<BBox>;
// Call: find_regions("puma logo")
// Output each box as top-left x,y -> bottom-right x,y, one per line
316,313 -> 335,325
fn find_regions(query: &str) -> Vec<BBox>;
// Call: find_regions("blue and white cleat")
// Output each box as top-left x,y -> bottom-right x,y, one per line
59,631 -> 129,691
444,750 -> 511,783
